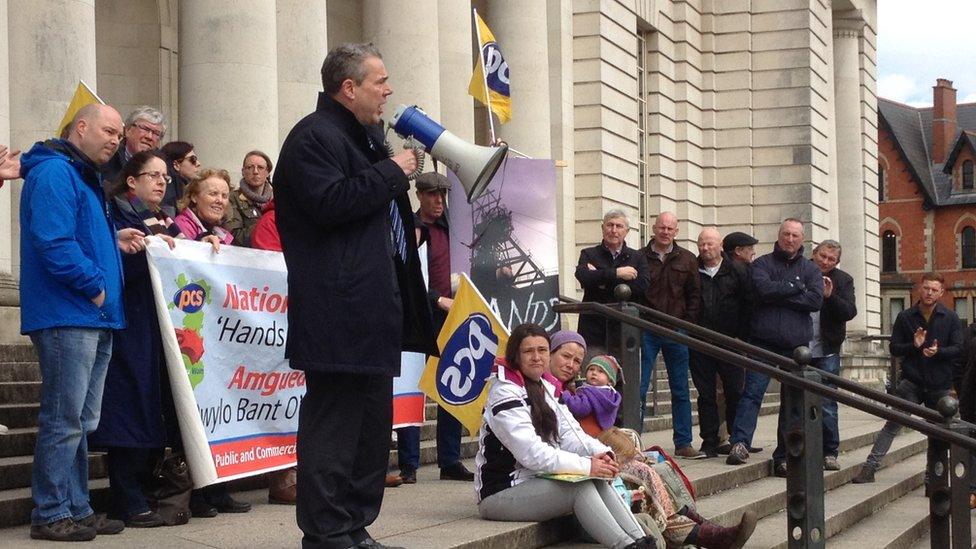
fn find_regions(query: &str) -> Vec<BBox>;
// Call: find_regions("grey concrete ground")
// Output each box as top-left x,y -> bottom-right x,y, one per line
0,407 -> 894,548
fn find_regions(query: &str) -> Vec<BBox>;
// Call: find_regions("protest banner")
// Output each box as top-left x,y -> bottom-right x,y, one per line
448,157 -> 561,332
146,239 -> 300,486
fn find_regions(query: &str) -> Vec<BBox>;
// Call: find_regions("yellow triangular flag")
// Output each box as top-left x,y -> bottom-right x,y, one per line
57,81 -> 104,137
467,12 -> 512,124
419,273 -> 510,435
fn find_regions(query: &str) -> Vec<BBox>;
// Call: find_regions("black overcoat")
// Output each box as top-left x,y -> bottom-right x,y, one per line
275,93 -> 437,375
89,196 -> 177,448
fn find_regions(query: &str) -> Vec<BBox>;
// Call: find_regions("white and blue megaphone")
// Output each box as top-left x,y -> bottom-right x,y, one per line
390,105 -> 507,203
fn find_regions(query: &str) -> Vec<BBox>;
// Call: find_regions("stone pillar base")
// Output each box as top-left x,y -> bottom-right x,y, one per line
840,333 -> 889,392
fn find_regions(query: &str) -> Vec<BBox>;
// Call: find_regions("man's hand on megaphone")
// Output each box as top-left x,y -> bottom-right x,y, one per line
391,149 -> 417,176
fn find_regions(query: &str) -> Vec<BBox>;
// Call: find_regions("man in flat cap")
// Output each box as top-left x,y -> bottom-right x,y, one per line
722,231 -> 758,265
394,172 -> 474,485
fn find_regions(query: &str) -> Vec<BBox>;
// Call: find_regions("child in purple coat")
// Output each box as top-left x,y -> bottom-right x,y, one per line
563,355 -> 623,437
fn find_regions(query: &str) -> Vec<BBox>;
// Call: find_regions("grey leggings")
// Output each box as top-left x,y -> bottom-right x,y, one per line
478,477 -> 645,549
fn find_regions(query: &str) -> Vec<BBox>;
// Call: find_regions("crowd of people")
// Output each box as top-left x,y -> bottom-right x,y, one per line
4,37 -> 974,549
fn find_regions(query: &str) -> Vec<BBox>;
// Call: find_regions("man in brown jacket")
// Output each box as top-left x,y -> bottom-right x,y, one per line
639,211 -> 702,457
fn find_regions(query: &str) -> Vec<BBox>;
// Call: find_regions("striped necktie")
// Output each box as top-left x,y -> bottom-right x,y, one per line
389,199 -> 407,260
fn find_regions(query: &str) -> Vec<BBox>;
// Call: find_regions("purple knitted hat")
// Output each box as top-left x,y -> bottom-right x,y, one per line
549,330 -> 587,354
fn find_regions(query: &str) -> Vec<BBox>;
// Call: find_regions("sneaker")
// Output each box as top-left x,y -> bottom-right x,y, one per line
77,513 -> 124,534
715,442 -> 733,455
726,442 -> 749,465
851,465 -> 875,484
439,463 -> 475,481
673,446 -> 706,459
0,423 -> 8,435
773,461 -> 788,478
823,455 -> 840,471
125,510 -> 166,528
30,518 -> 97,542
400,467 -> 417,484
699,444 -> 719,458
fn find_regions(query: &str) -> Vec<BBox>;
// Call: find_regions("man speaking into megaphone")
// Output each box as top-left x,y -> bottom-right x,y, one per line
274,42 -> 437,549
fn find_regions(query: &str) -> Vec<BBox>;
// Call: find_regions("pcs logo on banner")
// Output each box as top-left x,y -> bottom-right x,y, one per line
420,274 -> 509,435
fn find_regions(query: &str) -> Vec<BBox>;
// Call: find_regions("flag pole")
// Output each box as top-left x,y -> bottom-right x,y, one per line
472,8 -> 497,144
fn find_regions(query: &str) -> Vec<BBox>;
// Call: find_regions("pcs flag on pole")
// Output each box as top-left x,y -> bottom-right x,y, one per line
419,273 -> 509,435
468,12 -> 511,124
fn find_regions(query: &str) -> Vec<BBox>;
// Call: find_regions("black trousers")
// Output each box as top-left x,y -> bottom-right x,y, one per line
297,371 -> 393,549
689,350 -> 744,450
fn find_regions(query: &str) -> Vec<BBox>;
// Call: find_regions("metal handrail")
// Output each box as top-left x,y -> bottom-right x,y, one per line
559,294 -> 943,424
555,299 -> 976,452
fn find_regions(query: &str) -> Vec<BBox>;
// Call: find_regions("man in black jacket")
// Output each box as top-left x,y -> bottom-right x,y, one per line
691,228 -> 753,457
275,43 -> 436,549
800,240 -> 856,471
853,272 -> 963,485
727,218 -> 823,468
574,209 -> 650,350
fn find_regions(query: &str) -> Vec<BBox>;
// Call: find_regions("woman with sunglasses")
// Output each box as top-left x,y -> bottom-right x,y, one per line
160,141 -> 200,217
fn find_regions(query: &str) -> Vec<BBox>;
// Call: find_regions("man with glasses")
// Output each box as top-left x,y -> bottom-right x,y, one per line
639,211 -> 702,458
100,106 -> 167,187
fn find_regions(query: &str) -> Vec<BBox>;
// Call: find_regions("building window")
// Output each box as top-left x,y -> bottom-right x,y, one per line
963,226 -> 976,268
882,231 -> 897,273
965,160 -> 974,191
878,164 -> 885,202
955,297 -> 970,325
889,298 -> 905,333
636,31 -> 648,245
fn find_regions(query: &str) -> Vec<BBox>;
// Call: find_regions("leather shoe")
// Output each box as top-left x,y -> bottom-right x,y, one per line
439,463 -> 474,481
210,493 -> 252,513
190,493 -> 218,518
773,461 -> 788,478
385,474 -> 403,487
399,467 -> 417,484
356,537 -> 405,549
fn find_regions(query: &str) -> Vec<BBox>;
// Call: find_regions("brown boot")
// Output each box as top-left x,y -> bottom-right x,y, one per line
693,510 -> 756,549
268,467 -> 297,504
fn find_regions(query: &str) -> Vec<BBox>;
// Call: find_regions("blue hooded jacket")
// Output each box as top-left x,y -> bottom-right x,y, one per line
19,139 -> 125,333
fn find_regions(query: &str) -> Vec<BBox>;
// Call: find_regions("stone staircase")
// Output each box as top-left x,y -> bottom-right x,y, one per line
0,342 -> 953,548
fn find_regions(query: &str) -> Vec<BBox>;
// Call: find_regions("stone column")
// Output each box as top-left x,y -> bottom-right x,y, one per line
485,1 -> 551,158
832,15 -> 868,333
179,0 -> 279,173
0,0 -> 11,287
437,0 -> 473,141
363,0 -> 441,152
276,0 -> 328,147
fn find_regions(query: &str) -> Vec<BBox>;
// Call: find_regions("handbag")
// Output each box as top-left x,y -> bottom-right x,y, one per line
145,448 -> 193,525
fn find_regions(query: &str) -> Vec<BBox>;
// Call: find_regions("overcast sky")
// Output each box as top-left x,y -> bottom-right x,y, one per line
877,0 -> 976,107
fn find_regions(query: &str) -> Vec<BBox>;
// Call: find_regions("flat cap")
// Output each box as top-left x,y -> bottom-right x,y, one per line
722,231 -> 759,253
415,172 -> 451,192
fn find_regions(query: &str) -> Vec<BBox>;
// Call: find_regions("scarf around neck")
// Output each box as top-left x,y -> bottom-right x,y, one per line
125,192 -> 182,238
239,178 -> 273,206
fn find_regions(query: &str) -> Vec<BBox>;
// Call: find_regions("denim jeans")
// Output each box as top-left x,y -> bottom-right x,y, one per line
29,327 -> 112,525
866,379 -> 949,476
640,331 -> 692,448
396,404 -> 463,471
729,369 -> 771,447
812,355 -> 841,457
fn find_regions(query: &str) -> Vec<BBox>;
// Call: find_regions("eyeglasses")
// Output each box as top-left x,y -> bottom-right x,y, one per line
133,123 -> 164,139
137,171 -> 172,184
244,164 -> 268,172
182,155 -> 200,166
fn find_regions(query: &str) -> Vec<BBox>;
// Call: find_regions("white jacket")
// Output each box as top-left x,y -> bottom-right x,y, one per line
474,366 -> 611,502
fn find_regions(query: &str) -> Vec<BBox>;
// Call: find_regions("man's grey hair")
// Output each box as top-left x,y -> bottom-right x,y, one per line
321,42 -> 383,95
125,106 -> 166,135
602,209 -> 630,228
813,239 -> 843,260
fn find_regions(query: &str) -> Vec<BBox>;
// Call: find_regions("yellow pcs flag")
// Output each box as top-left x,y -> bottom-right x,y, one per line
419,273 -> 509,435
57,81 -> 104,137
467,13 -> 512,124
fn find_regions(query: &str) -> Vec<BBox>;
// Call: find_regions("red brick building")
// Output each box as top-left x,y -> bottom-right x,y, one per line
878,79 -> 976,332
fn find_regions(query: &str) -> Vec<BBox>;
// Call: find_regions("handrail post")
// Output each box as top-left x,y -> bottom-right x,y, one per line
927,396 -> 971,548
948,419 -> 972,548
786,347 -> 825,549
606,286 -> 643,432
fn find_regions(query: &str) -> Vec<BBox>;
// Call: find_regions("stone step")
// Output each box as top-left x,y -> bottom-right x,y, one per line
0,382 -> 40,405
746,452 -> 927,548
0,346 -> 36,364
827,486 -> 929,549
0,363 -> 39,383
0,479 -> 110,534
0,454 -> 107,491
0,404 -> 36,429
695,430 -> 927,530
907,512 -> 976,549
